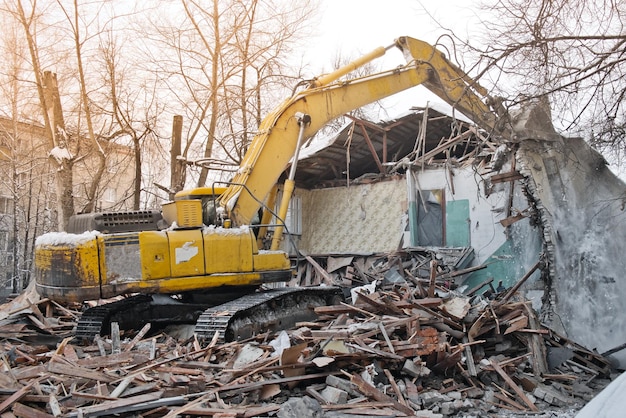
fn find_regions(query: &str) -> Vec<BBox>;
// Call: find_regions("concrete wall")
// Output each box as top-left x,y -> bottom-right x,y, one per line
517,137 -> 626,367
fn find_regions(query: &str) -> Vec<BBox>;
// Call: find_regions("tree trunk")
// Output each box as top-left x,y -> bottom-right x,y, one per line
43,71 -> 74,230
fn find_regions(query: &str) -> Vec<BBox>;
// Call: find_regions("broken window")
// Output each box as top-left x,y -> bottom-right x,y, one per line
415,190 -> 444,246
407,170 -> 445,247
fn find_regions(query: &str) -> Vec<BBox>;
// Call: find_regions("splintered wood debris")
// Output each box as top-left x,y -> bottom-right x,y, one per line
0,251 -> 617,417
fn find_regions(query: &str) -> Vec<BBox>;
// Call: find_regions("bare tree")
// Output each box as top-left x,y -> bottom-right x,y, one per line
459,0 -> 626,163
97,31 -> 161,210
139,0 -> 318,190
10,0 -> 76,230
4,0 -> 162,220
0,11 -> 57,291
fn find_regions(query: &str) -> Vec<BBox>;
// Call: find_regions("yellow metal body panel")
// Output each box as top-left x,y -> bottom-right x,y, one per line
253,251 -> 290,271
162,199 -> 203,228
133,272 -> 267,294
175,187 -> 227,199
203,227 -> 254,274
33,232 -> 103,302
167,229 -> 205,277
34,227 -> 291,302
139,231 -> 171,280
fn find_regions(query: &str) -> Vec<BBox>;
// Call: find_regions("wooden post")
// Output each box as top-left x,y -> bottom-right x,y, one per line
170,115 -> 184,200
428,260 -> 438,298
498,260 -> 542,304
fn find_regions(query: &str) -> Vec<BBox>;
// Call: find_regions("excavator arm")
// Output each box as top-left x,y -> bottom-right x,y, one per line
218,37 -> 509,234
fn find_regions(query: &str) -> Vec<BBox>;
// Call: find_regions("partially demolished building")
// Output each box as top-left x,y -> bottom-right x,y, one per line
281,102 -> 626,368
1,102 -> 623,416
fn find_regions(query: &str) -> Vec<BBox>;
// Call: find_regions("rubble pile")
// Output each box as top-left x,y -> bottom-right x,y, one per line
0,252 -> 615,417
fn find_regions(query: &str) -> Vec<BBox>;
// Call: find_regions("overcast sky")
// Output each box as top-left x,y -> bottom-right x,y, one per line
305,0 -> 480,68
296,0 -> 485,119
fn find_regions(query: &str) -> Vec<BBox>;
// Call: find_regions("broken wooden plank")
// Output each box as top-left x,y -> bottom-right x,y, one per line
75,352 -> 136,369
68,391 -> 168,417
499,212 -> 527,227
47,360 -> 114,383
353,292 -> 402,316
493,391 -> 527,411
490,170 -> 524,184
11,402 -> 54,418
498,260 -> 541,304
304,255 -> 334,285
111,322 -> 121,354
489,358 -> 539,412
348,372 -> 415,416
0,378 -> 44,414
466,277 -> 494,296
124,323 -> 152,352
347,338 -> 405,361
428,260 -> 438,298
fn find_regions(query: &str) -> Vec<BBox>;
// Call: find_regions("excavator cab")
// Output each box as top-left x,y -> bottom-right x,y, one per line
165,187 -> 227,228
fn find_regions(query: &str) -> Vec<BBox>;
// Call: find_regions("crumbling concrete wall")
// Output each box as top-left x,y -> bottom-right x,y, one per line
517,135 -> 626,367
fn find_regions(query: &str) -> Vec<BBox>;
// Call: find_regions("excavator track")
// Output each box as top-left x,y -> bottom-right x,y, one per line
75,287 -> 344,343
76,295 -> 153,340
75,294 -> 208,342
194,287 -> 344,343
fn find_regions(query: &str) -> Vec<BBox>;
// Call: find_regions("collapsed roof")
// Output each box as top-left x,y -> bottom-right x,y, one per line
294,105 -> 487,189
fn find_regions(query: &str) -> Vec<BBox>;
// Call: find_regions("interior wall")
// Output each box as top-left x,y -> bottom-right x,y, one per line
295,165 -> 543,293
298,178 -> 407,254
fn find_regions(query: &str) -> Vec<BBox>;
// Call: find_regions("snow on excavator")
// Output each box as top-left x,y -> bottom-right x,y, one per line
33,37 -> 510,342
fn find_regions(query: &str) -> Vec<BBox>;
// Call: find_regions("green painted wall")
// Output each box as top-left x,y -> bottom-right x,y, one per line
461,240 -> 523,292
446,200 -> 470,247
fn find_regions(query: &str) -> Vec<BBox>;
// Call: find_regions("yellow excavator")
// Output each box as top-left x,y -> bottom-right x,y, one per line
34,37 -> 509,342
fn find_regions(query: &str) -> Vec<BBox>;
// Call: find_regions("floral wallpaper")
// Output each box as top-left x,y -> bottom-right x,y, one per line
299,178 -> 407,254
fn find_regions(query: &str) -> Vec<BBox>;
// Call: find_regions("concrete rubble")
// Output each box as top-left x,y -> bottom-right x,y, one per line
0,249 -> 617,417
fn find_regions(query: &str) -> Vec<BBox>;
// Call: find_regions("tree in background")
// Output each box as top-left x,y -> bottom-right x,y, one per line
458,0 -> 626,166
0,0 -> 322,288
97,28 -> 161,210
4,0 -> 163,225
0,2 -> 63,291
138,0 -> 317,191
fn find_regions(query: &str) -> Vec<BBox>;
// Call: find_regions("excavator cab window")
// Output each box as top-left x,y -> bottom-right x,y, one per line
201,196 -> 219,226
200,195 -> 261,231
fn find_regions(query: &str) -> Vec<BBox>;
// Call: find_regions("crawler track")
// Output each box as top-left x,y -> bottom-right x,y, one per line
194,287 -> 344,343
75,294 -> 207,341
75,287 -> 344,343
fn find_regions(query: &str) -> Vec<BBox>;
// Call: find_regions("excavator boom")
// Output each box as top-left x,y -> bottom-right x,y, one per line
219,36 -> 507,228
